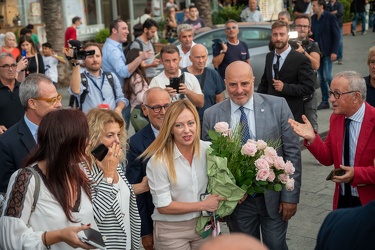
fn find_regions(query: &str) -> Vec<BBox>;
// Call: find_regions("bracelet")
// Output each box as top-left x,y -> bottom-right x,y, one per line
71,62 -> 79,67
43,231 -> 51,249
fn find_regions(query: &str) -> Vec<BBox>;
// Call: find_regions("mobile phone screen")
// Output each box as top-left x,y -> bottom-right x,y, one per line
22,50 -> 27,57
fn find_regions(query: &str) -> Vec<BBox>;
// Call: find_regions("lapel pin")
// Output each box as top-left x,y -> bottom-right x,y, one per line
261,109 -> 264,112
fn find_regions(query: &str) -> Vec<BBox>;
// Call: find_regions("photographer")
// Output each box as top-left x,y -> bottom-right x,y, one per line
293,14 -> 321,131
67,42 -> 128,114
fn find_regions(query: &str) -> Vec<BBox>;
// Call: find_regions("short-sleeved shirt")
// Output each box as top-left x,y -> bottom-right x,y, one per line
64,26 -> 76,49
177,42 -> 196,68
0,81 -> 24,129
240,8 -> 264,22
149,69 -> 203,103
213,40 -> 250,79
181,67 -> 225,123
183,18 -> 205,30
130,38 -> 157,78
293,0 -> 310,14
42,56 -> 59,83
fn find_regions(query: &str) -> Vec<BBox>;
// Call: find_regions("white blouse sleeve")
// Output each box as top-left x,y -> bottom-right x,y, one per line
0,169 -> 46,249
146,157 -> 173,208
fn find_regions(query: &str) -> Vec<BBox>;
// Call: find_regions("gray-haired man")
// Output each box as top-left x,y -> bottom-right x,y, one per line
177,24 -> 195,68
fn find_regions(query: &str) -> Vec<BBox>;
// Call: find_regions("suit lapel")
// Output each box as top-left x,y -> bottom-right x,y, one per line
142,124 -> 156,148
222,99 -> 232,127
253,94 -> 266,140
354,104 -> 375,166
19,118 -> 36,152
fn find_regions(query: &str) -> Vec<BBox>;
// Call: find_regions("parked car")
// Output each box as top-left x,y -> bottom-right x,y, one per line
156,22 -> 272,87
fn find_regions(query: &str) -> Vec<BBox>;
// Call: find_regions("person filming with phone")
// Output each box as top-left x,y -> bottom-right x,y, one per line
288,71 -> 375,210
85,108 -> 149,249
149,45 -> 204,108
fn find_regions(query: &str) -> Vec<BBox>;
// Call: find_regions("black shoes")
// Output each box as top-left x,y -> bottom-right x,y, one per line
317,102 -> 330,110
351,30 -> 356,36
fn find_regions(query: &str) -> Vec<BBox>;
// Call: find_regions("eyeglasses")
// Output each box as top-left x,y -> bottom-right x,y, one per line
144,103 -> 171,113
33,94 -> 63,105
329,90 -> 358,99
226,26 -> 237,30
0,64 -> 17,70
294,25 -> 309,29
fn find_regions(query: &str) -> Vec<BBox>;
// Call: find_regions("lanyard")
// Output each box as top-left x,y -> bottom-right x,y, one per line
85,72 -> 106,101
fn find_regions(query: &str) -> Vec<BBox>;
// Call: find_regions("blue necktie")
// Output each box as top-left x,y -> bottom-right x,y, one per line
344,118 -> 351,199
239,106 -> 250,145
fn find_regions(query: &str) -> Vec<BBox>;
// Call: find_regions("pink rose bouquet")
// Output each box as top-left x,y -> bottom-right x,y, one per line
208,122 -> 295,195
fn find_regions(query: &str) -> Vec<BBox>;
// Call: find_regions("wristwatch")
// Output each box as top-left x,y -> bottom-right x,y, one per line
71,62 -> 79,67
220,50 -> 226,54
103,177 -> 113,184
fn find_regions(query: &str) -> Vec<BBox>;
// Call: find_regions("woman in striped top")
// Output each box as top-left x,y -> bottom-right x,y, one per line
86,108 -> 149,249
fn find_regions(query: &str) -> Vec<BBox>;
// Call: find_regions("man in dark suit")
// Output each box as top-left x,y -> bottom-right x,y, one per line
258,21 -> 315,123
289,71 -> 375,209
315,200 -> 375,250
202,61 -> 302,250
0,74 -> 62,192
126,87 -> 171,250
311,0 -> 340,110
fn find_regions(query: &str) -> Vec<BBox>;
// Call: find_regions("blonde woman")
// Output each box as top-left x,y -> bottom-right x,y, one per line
141,100 -> 225,250
85,108 -> 148,249
1,32 -> 20,59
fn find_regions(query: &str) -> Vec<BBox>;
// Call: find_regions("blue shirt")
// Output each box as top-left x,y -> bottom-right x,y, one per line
102,38 -> 130,84
24,115 -> 38,143
69,68 -> 129,113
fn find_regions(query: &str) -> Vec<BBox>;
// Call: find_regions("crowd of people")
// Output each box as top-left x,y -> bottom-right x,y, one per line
0,0 -> 375,249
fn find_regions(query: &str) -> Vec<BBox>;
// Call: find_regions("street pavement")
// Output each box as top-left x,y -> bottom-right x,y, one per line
58,31 -> 375,250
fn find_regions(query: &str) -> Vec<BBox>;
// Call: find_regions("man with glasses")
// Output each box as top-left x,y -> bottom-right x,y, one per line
0,53 -> 27,134
126,87 -> 171,250
294,14 -> 321,131
212,19 -> 250,80
289,71 -> 375,209
0,73 -> 62,193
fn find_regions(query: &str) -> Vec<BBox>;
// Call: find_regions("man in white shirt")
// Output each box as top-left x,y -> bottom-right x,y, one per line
149,45 -> 204,108
240,0 -> 264,22
176,24 -> 195,68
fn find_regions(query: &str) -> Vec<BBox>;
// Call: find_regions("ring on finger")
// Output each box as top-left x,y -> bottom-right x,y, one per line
114,153 -> 118,157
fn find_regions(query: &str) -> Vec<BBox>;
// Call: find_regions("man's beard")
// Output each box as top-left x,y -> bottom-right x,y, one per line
274,40 -> 288,50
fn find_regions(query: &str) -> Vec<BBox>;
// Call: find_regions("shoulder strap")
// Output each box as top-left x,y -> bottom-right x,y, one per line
199,68 -> 207,90
135,39 -> 143,51
26,166 -> 40,213
79,72 -> 89,110
104,72 -> 117,99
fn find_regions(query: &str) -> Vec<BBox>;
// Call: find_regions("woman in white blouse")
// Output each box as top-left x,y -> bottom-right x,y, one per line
141,100 -> 225,250
86,108 -> 148,249
0,109 -> 97,250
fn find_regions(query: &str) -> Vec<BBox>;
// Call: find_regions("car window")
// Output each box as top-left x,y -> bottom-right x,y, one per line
239,27 -> 272,49
194,30 -> 226,55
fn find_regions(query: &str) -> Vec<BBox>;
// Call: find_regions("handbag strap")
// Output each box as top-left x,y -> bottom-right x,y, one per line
198,68 -> 207,90
26,165 -> 41,212
35,54 -> 39,74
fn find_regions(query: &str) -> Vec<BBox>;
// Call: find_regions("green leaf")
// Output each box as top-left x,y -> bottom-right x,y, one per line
274,183 -> 282,192
208,130 -> 219,141
254,186 -> 264,193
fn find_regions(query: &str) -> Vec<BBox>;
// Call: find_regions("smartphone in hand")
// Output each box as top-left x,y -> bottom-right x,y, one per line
22,49 -> 27,57
91,143 -> 108,161
326,169 -> 346,181
78,227 -> 106,250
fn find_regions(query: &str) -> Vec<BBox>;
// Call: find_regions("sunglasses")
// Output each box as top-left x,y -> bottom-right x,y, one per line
33,94 -> 63,105
226,26 -> 237,30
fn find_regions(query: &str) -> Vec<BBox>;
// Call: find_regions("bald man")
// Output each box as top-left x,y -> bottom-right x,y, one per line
182,44 -> 225,129
199,233 -> 268,250
202,61 -> 301,250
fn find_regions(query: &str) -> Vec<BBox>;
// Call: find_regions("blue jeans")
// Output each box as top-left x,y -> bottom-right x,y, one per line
338,27 -> 343,60
318,56 -> 333,104
352,12 -> 366,32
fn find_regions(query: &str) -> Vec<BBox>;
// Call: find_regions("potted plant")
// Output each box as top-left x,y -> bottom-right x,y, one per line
341,0 -> 354,35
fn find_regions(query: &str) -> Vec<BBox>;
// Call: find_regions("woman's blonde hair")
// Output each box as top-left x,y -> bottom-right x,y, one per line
86,108 -> 128,166
140,100 -> 201,183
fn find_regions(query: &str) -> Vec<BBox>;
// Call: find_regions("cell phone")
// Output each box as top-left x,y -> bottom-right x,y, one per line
169,77 -> 181,93
200,193 -> 213,217
155,52 -> 161,59
22,49 -> 26,57
78,227 -> 106,250
326,169 -> 346,181
91,143 -> 108,161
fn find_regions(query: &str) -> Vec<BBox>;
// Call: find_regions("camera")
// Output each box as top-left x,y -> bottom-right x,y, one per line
200,193 -> 213,217
66,40 -> 95,60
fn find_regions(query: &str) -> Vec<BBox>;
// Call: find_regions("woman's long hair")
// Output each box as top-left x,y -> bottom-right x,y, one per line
23,109 -> 91,222
86,108 -> 128,166
123,48 -> 147,100
140,100 -> 201,183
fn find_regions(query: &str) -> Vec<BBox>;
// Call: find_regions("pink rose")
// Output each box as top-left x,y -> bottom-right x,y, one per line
222,129 -> 232,137
255,158 -> 270,170
256,140 -> 267,150
286,178 -> 295,191
241,142 -> 258,156
264,147 -> 278,158
267,169 -> 276,182
246,139 -> 257,144
261,154 -> 274,165
214,122 -> 230,133
256,168 -> 270,181
278,173 -> 289,184
284,160 -> 295,175
274,156 -> 286,170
